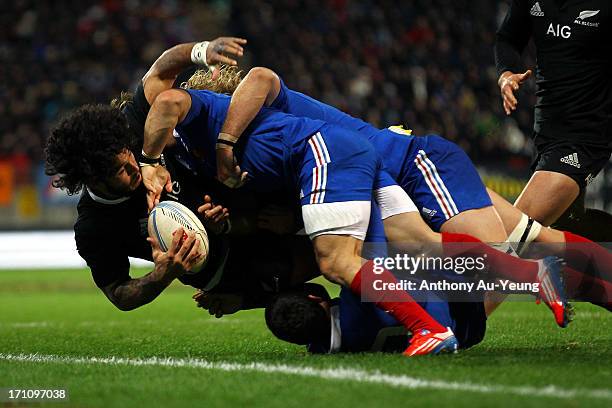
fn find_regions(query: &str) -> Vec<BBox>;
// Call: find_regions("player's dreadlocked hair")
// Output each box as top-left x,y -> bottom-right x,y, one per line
265,286 -> 331,346
182,65 -> 243,94
44,104 -> 137,195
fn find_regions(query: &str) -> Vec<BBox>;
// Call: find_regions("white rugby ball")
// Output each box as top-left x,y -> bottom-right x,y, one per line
148,201 -> 209,274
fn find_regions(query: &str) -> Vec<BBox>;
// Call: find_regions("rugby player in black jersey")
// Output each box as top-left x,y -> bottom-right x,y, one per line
495,0 -> 611,240
43,37 -> 252,310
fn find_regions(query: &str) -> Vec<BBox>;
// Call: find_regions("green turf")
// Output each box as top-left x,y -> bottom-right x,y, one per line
0,269 -> 610,408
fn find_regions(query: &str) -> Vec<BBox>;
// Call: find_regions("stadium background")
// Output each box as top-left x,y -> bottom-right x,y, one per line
0,0 -> 610,231
0,3 -> 611,406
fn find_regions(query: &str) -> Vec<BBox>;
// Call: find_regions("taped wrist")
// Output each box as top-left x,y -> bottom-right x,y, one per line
216,133 -> 239,150
139,150 -> 164,167
191,41 -> 210,66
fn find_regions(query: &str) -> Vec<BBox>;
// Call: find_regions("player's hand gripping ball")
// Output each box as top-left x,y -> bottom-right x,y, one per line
148,201 -> 209,274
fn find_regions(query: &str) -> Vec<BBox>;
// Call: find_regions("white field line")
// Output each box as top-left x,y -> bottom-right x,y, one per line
0,353 -> 611,400
1,319 -> 241,329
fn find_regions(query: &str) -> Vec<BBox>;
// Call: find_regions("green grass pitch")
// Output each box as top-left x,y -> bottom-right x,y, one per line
0,268 -> 610,407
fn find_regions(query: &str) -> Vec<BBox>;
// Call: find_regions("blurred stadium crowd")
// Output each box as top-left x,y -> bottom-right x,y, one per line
2,1 -> 608,227
231,0 -> 536,162
1,0 -> 195,161
2,0 -> 534,165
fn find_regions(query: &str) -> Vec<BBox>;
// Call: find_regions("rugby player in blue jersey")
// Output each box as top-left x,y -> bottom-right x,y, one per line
176,69 -> 576,323
139,76 -> 465,356
265,283 -> 486,354
139,74 -> 578,340
192,66 -> 610,314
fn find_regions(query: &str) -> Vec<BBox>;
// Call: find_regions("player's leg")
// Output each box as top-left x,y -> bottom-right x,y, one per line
404,135 -> 509,242
377,184 -> 570,326
515,142 -> 612,228
440,207 -> 507,243
299,129 -> 455,355
489,188 -> 612,308
380,135 -> 572,325
552,190 -> 612,242
514,171 -> 579,226
388,134 -> 543,287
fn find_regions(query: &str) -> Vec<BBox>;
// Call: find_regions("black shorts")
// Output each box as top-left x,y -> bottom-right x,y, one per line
531,141 -> 612,190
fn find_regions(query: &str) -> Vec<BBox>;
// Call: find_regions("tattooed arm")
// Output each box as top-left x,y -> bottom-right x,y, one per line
102,228 -> 202,311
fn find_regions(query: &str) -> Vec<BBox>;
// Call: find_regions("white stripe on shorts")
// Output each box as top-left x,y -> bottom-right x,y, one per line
308,133 -> 331,204
414,150 -> 458,220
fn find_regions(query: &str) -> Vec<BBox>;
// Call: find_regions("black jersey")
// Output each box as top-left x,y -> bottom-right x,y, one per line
495,0 -> 611,147
74,152 -> 230,289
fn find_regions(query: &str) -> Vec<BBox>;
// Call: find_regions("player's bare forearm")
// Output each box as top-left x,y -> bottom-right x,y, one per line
143,43 -> 196,104
143,38 -> 246,105
103,269 -> 179,311
143,90 -> 190,158
220,67 -> 281,139
148,43 -> 196,81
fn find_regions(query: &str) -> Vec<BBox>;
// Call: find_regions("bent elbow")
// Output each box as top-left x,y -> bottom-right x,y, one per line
247,67 -> 276,85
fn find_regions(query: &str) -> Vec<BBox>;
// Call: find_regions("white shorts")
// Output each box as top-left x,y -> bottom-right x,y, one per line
302,201 -> 371,240
375,185 -> 418,219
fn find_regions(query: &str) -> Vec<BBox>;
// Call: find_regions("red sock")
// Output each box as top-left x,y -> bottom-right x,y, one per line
563,231 -> 612,282
441,232 -> 539,283
350,262 -> 445,333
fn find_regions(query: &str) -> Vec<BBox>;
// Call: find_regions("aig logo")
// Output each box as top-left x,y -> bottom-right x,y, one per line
547,23 -> 571,38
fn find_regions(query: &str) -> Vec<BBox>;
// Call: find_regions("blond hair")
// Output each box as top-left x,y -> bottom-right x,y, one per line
182,65 -> 243,94
110,91 -> 134,110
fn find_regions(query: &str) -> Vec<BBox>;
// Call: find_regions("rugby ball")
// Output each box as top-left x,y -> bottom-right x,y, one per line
148,201 -> 209,274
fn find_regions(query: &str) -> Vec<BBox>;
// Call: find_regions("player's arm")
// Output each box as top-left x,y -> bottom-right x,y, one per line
141,89 -> 192,210
102,228 -> 201,311
494,0 -> 533,115
142,37 -> 247,105
216,67 -> 282,188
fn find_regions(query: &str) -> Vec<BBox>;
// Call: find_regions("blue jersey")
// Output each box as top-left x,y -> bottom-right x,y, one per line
271,79 -> 414,181
175,89 -> 326,192
309,287 -> 486,353
270,79 -> 493,230
174,88 -> 392,216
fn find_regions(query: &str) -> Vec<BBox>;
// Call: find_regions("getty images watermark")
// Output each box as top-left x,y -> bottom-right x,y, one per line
370,253 -> 539,296
358,241 -> 612,303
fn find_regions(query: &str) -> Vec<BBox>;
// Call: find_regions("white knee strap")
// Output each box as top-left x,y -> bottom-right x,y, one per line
507,213 -> 542,256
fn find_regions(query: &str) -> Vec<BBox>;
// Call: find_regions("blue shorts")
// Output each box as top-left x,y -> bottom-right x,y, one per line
336,287 -> 486,352
298,126 -> 385,205
399,135 -> 492,231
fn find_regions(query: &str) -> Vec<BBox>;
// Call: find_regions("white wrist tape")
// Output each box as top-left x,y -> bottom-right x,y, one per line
141,149 -> 161,161
191,41 -> 210,67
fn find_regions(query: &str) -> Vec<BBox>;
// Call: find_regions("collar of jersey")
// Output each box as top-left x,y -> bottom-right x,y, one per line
86,186 -> 131,205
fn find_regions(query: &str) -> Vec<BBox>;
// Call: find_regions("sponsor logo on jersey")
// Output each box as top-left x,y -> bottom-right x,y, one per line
530,2 -> 544,17
560,153 -> 581,168
421,207 -> 437,220
574,10 -> 600,27
171,181 -> 181,195
547,23 -> 571,38
166,181 -> 181,200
